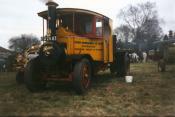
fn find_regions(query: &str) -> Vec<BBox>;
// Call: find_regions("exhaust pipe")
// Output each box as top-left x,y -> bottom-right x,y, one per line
46,1 -> 58,37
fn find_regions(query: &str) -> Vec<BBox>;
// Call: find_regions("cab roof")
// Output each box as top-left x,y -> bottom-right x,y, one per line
38,8 -> 112,21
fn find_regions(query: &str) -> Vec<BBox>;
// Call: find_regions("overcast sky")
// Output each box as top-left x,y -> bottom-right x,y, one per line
0,0 -> 175,49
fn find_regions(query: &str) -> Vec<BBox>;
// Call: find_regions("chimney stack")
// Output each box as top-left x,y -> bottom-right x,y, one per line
46,1 -> 58,37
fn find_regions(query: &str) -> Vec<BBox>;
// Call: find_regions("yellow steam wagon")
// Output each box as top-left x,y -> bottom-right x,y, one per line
23,1 -> 130,94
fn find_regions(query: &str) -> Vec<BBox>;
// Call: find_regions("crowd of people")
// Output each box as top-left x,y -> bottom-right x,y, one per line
129,51 -> 148,63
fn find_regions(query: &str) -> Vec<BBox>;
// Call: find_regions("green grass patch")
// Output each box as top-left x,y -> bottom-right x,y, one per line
0,62 -> 175,116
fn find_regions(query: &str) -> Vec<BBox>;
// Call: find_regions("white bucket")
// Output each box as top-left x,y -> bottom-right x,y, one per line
125,76 -> 133,83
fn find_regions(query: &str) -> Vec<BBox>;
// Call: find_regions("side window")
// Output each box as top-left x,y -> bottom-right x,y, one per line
74,14 -> 93,35
96,19 -> 103,37
85,21 -> 92,34
104,20 -> 111,39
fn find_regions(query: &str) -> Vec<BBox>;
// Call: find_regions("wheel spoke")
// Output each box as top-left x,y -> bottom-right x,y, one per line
82,64 -> 89,88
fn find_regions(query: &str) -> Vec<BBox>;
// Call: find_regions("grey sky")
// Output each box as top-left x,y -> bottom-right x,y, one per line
0,0 -> 175,49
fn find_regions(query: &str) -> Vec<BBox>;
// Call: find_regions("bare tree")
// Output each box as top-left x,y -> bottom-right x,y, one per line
118,2 -> 163,43
115,25 -> 134,43
8,34 -> 41,52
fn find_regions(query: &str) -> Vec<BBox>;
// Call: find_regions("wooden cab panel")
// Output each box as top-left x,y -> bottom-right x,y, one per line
57,36 -> 104,61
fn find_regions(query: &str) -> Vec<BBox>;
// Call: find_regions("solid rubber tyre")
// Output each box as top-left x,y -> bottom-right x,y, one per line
158,59 -> 166,72
73,59 -> 92,94
24,58 -> 46,92
16,71 -> 24,84
116,52 -> 130,77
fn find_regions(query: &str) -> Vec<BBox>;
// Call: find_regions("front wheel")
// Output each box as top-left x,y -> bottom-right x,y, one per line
16,71 -> 24,84
24,58 -> 46,92
73,59 -> 92,94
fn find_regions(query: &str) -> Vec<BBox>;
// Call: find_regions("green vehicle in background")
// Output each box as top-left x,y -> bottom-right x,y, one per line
151,39 -> 175,72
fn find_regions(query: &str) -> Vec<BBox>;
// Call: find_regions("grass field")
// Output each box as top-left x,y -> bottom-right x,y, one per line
0,62 -> 175,116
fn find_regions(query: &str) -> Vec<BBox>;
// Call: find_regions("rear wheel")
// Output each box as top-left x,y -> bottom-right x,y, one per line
73,59 -> 91,94
16,71 -> 24,84
116,52 -> 130,77
24,58 -> 46,92
110,62 -> 116,74
158,59 -> 166,72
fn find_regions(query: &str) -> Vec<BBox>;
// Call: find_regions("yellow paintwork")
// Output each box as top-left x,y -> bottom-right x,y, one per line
56,26 -> 113,63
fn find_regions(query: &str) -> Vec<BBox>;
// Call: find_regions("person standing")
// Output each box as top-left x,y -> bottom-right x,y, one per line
3,64 -> 6,72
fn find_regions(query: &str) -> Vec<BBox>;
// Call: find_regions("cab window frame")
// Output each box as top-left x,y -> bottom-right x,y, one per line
95,17 -> 103,38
